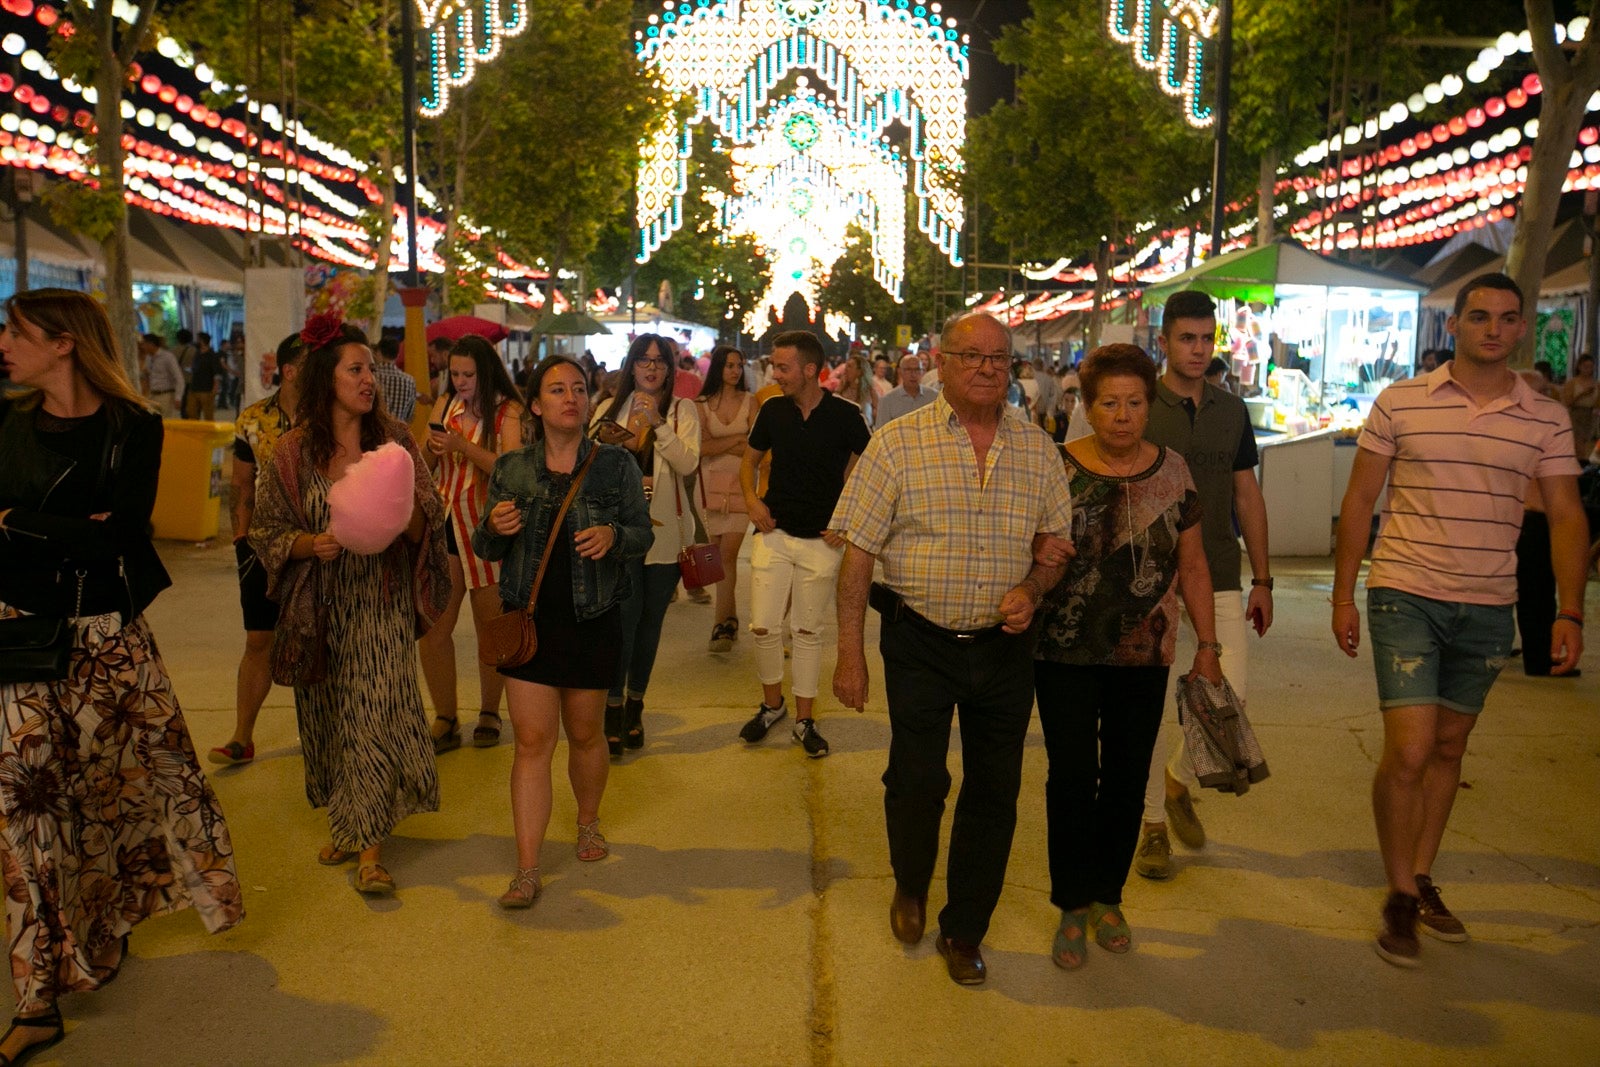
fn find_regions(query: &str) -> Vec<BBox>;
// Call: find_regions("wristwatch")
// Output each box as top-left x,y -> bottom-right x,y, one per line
1197,641 -> 1223,655
1251,577 -> 1274,590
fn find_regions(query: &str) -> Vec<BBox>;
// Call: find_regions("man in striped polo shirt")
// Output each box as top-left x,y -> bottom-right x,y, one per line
1332,272 -> 1588,968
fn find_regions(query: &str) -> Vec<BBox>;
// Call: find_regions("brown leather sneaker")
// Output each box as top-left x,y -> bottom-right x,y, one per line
1375,890 -> 1421,967
1415,875 -> 1468,943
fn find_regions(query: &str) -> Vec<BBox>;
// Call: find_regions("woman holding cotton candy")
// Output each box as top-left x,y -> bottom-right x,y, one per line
249,315 -> 450,896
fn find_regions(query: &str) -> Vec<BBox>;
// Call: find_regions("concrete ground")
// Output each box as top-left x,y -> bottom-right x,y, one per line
26,540 -> 1600,1066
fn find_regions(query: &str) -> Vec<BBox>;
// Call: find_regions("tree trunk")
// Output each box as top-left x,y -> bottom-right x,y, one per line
1505,83 -> 1586,367
444,101 -> 470,306
95,59 -> 138,383
369,144 -> 398,338
1256,147 -> 1279,247
1507,0 -> 1600,365
1087,238 -> 1109,351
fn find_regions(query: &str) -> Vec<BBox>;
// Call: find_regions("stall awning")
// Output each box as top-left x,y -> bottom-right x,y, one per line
1421,219 -> 1588,309
0,213 -> 99,269
1142,239 -> 1427,307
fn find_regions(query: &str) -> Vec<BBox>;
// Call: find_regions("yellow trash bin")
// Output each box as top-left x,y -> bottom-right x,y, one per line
151,419 -> 235,541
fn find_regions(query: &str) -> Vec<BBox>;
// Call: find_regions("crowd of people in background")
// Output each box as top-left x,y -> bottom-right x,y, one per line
1,276 -> 1596,1060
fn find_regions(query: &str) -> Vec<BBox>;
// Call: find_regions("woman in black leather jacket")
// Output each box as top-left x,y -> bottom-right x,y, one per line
473,355 -> 651,907
0,289 -> 243,1062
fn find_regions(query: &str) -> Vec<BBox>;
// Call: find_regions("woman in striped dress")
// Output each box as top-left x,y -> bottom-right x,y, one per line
419,335 -> 526,753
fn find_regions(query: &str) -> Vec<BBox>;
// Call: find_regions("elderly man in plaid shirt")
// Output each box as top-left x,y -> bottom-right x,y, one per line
831,311 -> 1074,987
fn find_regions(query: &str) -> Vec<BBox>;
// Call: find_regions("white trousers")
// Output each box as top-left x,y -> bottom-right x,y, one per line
1144,590 -> 1251,823
749,530 -> 842,700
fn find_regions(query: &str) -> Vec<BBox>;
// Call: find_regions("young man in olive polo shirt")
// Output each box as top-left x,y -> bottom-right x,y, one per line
1135,289 -> 1274,879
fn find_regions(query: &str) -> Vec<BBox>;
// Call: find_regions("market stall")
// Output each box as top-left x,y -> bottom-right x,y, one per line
1143,239 -> 1428,435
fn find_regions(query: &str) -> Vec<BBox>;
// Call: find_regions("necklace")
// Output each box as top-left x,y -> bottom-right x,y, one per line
1089,437 -> 1160,596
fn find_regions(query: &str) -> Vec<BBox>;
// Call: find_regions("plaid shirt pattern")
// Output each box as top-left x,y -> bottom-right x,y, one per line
372,359 -> 418,423
831,392 -> 1073,630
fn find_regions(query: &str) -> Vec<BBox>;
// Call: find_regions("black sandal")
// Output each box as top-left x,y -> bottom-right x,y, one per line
624,696 -> 645,750
605,703 -> 624,758
91,933 -> 130,987
431,717 -> 461,755
472,711 -> 502,748
0,1006 -> 64,1066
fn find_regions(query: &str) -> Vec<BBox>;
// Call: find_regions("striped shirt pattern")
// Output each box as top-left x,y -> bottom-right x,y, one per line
1359,366 -> 1579,605
831,392 -> 1074,630
439,396 -> 516,590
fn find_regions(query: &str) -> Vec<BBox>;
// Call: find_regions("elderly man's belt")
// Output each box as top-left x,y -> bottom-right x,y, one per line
869,581 -> 1006,643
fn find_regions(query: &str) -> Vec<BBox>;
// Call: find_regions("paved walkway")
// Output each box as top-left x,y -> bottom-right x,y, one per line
34,541 -> 1600,1066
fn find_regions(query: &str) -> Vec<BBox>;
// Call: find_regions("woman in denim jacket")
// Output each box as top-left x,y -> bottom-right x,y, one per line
473,356 -> 652,907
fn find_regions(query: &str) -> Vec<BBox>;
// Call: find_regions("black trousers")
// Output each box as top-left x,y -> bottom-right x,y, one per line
879,617 -> 1034,944
1515,510 -> 1556,676
1035,660 -> 1170,911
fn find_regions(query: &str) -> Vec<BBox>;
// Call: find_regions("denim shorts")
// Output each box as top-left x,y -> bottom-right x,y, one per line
1366,587 -> 1514,715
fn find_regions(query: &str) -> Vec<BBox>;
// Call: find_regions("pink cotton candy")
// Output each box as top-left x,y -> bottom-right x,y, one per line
327,442 -> 416,555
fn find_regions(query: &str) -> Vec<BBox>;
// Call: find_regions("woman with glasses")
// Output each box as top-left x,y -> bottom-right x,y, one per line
590,334 -> 702,755
696,345 -> 758,652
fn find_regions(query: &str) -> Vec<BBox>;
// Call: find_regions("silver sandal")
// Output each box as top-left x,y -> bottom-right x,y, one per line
576,819 -> 609,862
498,866 -> 541,909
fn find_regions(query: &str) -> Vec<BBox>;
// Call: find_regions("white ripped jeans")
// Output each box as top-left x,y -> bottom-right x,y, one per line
749,530 -> 843,701
1144,590 -> 1250,823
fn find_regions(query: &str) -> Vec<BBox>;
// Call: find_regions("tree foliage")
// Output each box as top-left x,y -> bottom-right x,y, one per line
454,0 -> 659,313
49,0 -> 162,380
591,146 -> 773,338
814,216 -> 937,345
964,0 -> 1213,261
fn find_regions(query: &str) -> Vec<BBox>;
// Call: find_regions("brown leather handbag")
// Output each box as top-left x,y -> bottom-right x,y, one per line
479,446 -> 600,669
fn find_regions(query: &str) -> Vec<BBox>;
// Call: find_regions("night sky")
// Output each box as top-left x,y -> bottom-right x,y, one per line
954,0 -> 1033,115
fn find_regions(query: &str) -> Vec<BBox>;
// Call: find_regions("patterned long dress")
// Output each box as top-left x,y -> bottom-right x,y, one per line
296,472 -> 439,851
0,606 -> 244,1012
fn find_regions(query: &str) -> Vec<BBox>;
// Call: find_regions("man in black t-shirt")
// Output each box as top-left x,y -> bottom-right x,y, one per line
185,333 -> 222,420
738,330 -> 871,757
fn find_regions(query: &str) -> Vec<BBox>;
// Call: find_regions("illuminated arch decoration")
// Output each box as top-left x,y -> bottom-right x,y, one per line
720,90 -> 909,326
1106,0 -> 1217,128
635,0 -> 968,315
419,0 -> 531,117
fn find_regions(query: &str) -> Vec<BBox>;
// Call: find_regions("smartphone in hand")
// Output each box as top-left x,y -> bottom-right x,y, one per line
428,422 -> 447,432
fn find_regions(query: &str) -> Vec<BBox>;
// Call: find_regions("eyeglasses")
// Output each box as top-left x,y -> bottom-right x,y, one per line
635,358 -> 667,369
942,350 -> 1011,369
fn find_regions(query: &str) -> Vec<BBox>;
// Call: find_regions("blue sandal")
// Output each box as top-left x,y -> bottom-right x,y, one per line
1089,901 -> 1132,954
1052,908 -> 1089,970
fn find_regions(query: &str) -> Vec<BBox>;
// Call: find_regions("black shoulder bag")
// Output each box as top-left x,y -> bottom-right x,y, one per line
0,411 -> 125,684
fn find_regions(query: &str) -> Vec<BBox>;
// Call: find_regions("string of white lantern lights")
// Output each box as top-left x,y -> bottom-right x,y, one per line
985,16 -> 1598,328
0,4 -> 552,305
1105,0 -> 1218,128
634,0 -> 968,318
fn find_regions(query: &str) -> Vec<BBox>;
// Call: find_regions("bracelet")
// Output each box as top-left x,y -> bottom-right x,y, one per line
1556,611 -> 1584,629
1197,640 -> 1223,655
1329,597 -> 1356,606
1251,577 -> 1274,590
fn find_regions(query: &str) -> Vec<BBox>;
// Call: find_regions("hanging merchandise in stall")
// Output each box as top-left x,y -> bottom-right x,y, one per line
1143,240 -> 1426,435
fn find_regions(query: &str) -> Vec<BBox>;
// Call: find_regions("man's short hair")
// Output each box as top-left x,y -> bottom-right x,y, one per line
142,333 -> 164,347
1205,357 -> 1229,377
1454,271 -> 1524,317
176,329 -> 193,344
897,352 -> 923,371
1161,290 -> 1216,335
376,337 -> 401,362
198,332 -> 212,344
771,330 -> 826,371
941,311 -> 1014,353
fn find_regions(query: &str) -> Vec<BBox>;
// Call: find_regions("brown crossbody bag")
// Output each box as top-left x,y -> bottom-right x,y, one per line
479,445 -> 600,669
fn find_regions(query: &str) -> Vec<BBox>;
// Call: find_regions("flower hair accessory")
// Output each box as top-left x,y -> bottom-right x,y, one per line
300,311 -> 345,350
